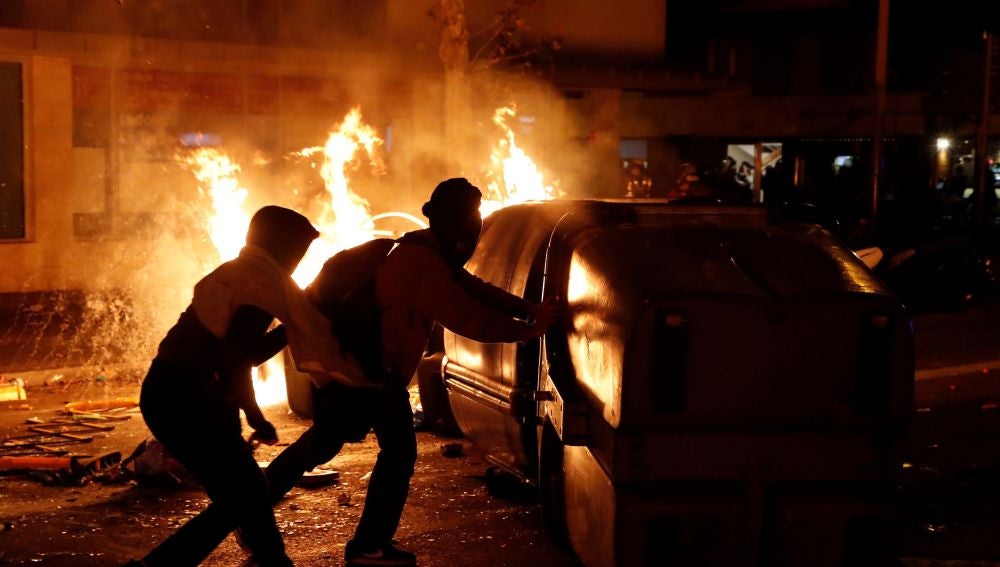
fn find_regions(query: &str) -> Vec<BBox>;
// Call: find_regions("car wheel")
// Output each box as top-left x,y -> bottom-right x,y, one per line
416,352 -> 461,436
539,420 -> 570,548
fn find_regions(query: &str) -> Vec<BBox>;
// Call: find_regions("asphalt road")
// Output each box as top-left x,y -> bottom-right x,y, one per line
0,376 -> 580,567
0,296 -> 999,566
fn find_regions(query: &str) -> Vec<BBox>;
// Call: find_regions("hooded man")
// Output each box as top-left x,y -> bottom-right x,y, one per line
129,205 -> 346,567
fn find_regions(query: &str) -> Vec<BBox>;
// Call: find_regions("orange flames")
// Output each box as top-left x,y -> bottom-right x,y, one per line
179,109 -> 415,407
481,105 -> 559,217
179,148 -> 251,263
292,107 -> 384,287
179,104 -> 555,408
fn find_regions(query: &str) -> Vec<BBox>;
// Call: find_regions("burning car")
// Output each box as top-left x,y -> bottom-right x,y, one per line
437,200 -> 913,566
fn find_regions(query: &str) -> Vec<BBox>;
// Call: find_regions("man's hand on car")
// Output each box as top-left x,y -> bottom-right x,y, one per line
526,295 -> 564,339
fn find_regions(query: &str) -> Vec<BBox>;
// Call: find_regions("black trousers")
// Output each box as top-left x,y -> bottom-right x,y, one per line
137,379 -> 417,559
266,381 -> 417,549
138,360 -> 292,567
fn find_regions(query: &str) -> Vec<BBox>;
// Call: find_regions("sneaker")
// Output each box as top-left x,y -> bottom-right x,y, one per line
344,541 -> 417,567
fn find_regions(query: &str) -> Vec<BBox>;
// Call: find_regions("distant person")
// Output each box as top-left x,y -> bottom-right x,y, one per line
128,206 -> 355,567
946,165 -> 969,199
737,160 -> 754,189
762,159 -> 796,206
667,162 -> 699,199
623,158 -> 653,198
972,163 -> 999,219
716,156 -> 752,204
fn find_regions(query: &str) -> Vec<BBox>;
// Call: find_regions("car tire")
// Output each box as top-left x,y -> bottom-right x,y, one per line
539,420 -> 570,548
416,352 -> 461,436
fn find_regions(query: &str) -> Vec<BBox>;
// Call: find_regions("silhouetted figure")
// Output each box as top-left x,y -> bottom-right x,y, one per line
943,165 -> 972,227
946,165 -> 969,199
623,158 -> 653,198
668,162 -> 705,199
762,159 -> 792,205
716,156 -> 752,204
972,163 -> 999,221
132,206 -> 341,567
274,178 -> 558,566
737,160 -> 754,190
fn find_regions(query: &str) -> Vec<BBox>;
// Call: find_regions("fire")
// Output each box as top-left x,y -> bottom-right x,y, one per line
253,356 -> 289,408
179,147 -> 251,263
179,109 -> 406,407
481,105 -> 559,217
174,105 -> 559,409
293,107 -> 384,287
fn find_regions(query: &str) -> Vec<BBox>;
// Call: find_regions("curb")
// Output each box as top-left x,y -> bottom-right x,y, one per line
915,359 -> 1000,381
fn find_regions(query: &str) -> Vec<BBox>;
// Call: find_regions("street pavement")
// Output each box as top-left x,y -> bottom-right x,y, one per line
0,295 -> 999,565
904,294 -> 1000,562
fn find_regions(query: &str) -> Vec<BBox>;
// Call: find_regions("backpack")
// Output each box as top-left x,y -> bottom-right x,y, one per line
307,238 -> 397,383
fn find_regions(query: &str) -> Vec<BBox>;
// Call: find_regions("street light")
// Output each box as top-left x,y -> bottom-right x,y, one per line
936,137 -> 951,151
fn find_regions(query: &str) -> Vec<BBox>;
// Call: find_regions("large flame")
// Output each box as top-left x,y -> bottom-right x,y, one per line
179,148 -> 251,263
481,105 -> 559,217
292,108 -> 385,286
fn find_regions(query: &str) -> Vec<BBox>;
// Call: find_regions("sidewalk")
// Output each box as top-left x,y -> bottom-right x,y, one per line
912,294 -> 1000,377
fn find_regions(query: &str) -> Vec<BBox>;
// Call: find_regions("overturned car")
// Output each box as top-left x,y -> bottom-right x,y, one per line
438,200 -> 913,566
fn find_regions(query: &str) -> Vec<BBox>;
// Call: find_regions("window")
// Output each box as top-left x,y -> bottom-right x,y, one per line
0,61 -> 24,239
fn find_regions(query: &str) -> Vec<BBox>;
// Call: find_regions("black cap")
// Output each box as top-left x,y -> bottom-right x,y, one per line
421,178 -> 482,220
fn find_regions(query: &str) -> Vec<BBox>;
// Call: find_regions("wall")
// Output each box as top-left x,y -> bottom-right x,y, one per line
387,0 -> 666,63
620,93 -> 930,139
0,28 -> 442,297
0,54 -> 73,291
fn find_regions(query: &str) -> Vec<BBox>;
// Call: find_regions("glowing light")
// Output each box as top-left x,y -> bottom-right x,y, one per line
179,147 -> 251,263
177,109 -> 427,407
936,137 -> 951,151
567,254 -> 598,304
481,105 -> 559,217
367,211 -> 428,237
252,356 -> 288,408
293,107 -> 384,287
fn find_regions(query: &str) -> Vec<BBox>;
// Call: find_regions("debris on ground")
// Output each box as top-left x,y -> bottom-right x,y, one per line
121,437 -> 194,488
441,442 -> 464,457
336,491 -> 352,506
64,397 -> 139,414
0,377 -> 27,401
484,466 -> 537,503
0,451 -> 122,485
0,411 -> 133,485
409,385 -> 425,429
298,468 -> 340,487
1,416 -> 116,457
255,459 -> 341,488
44,374 -> 64,387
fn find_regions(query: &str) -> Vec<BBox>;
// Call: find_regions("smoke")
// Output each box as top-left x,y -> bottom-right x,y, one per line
4,2 -> 605,374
